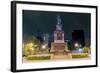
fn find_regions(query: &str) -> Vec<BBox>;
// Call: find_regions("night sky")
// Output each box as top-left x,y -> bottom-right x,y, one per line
23,10 -> 91,45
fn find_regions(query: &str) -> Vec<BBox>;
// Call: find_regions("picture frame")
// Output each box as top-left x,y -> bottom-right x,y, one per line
11,1 -> 98,72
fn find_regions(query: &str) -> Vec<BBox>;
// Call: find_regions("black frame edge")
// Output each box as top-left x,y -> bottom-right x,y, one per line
11,1 -> 98,72
11,1 -> 97,8
15,65 -> 97,72
96,6 -> 98,67
11,1 -> 16,72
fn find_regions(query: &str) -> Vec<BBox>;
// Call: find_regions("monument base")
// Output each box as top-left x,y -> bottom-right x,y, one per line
50,42 -> 72,60
50,53 -> 72,60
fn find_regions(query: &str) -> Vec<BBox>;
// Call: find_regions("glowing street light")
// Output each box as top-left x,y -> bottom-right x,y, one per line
74,43 -> 79,47
41,44 -> 46,50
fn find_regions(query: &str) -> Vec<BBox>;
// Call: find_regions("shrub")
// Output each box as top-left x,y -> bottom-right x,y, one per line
26,55 -> 50,60
72,53 -> 89,58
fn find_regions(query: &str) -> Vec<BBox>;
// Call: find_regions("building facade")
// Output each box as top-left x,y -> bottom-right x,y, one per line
72,30 -> 85,48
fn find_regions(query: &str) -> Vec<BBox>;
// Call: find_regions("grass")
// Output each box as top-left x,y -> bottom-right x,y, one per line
26,55 -> 50,60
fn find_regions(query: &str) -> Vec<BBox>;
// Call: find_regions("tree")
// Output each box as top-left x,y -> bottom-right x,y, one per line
83,47 -> 90,53
23,36 -> 42,56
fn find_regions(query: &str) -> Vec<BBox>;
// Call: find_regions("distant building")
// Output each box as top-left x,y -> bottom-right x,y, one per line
43,33 -> 49,44
72,30 -> 85,48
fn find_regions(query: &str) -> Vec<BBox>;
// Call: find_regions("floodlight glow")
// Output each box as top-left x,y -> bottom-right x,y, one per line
42,45 -> 46,49
74,43 -> 79,47
78,49 -> 83,53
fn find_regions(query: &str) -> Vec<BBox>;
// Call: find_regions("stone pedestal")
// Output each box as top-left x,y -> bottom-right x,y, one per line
50,42 -> 66,53
50,42 -> 72,60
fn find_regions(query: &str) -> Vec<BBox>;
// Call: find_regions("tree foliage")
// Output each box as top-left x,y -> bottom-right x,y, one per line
23,36 -> 42,56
